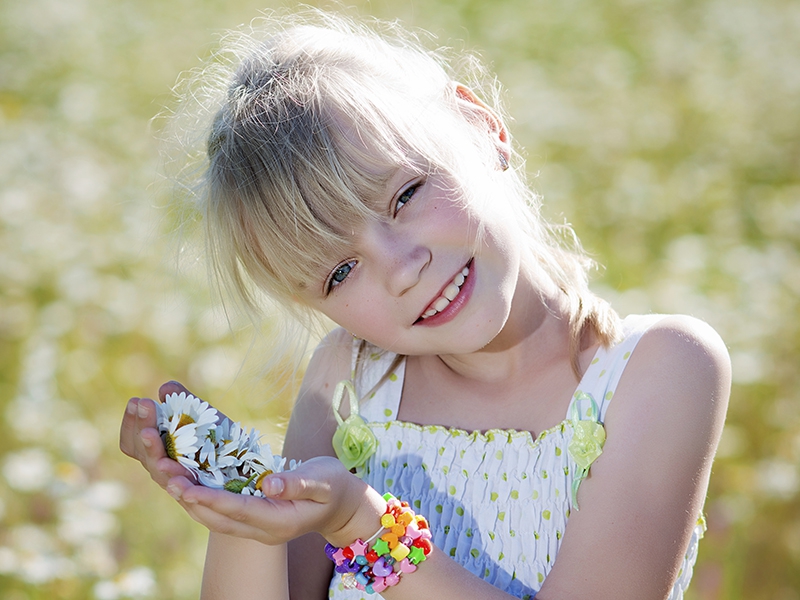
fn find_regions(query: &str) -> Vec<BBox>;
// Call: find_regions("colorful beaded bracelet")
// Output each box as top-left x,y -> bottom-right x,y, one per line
325,493 -> 433,594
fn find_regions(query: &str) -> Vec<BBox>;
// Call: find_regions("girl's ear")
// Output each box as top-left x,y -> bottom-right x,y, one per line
453,83 -> 511,165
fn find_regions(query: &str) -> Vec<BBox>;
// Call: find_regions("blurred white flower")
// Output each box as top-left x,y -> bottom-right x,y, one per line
94,566 -> 156,599
3,448 -> 53,492
757,459 -> 799,500
6,525 -> 74,583
0,547 -> 17,574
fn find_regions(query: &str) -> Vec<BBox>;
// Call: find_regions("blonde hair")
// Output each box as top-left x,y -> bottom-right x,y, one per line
169,9 -> 619,378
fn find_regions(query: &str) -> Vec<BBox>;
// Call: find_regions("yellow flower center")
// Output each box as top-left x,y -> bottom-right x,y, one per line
164,432 -> 178,460
177,414 -> 195,429
255,470 -> 274,491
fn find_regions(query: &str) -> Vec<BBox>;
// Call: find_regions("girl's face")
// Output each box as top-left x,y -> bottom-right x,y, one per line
297,163 -> 524,357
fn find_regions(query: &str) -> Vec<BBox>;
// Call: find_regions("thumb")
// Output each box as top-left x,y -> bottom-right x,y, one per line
259,456 -> 343,502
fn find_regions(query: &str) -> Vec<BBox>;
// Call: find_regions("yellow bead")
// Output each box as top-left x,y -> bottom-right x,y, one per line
380,514 -> 396,528
397,512 -> 414,526
390,543 -> 410,562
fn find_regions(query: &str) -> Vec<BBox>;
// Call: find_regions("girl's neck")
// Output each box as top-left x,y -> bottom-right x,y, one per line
432,260 -> 573,386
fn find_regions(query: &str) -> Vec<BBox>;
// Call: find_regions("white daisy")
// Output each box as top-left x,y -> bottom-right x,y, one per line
215,419 -> 260,470
158,392 -> 218,440
161,416 -> 201,471
193,438 -> 226,488
246,443 -> 287,477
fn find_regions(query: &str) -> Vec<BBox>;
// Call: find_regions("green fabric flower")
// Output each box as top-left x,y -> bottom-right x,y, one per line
330,380 -> 378,470
568,420 -> 606,470
332,413 -> 378,470
568,391 -> 606,510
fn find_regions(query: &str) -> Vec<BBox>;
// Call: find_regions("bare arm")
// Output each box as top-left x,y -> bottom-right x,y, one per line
201,535 -> 288,600
283,328 -> 353,600
535,315 -> 731,599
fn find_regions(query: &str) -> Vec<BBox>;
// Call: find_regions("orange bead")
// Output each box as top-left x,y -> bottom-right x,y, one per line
381,532 -> 399,549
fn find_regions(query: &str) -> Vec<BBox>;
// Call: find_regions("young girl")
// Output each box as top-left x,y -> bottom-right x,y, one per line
120,11 -> 730,600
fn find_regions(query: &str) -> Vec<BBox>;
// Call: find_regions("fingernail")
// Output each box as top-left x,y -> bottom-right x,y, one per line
264,476 -> 284,496
141,435 -> 152,448
138,404 -> 148,419
167,484 -> 182,501
127,400 -> 137,415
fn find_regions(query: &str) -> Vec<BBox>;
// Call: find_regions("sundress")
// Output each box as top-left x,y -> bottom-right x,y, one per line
328,314 -> 705,599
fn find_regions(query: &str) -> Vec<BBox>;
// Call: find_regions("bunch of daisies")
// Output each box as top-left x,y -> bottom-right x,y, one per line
156,391 -> 297,495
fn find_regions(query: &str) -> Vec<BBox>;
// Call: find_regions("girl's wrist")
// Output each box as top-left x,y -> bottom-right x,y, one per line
324,483 -> 387,548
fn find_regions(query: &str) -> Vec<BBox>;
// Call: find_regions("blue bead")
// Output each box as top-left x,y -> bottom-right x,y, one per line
355,572 -> 369,585
356,555 -> 368,565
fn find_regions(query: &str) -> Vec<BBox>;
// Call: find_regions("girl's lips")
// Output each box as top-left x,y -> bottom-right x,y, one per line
414,260 -> 475,327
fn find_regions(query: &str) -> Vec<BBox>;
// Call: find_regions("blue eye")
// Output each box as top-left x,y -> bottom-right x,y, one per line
394,183 -> 419,215
327,260 -> 356,293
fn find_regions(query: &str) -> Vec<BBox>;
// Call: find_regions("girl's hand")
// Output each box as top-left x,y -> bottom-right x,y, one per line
165,456 -> 386,548
119,381 -> 221,490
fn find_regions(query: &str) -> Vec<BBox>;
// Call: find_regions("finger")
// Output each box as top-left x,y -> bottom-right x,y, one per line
159,380 -> 192,402
120,398 -> 142,457
158,381 -> 229,423
261,461 -> 337,503
134,397 -> 159,428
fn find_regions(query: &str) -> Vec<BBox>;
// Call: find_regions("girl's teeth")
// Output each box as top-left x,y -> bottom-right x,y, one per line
433,297 -> 450,312
421,266 -> 470,319
443,283 -> 460,301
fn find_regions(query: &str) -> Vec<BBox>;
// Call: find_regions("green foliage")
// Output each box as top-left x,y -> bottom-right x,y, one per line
0,0 -> 798,598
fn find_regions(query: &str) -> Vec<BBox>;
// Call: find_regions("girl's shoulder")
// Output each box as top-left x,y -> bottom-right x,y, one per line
607,313 -> 731,450
625,314 -> 731,394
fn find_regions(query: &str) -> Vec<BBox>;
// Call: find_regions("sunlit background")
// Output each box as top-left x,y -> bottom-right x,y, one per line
1,0 -> 798,598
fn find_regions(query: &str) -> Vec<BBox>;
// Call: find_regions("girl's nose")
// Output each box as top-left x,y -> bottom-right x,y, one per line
387,243 -> 431,297
366,226 -> 431,297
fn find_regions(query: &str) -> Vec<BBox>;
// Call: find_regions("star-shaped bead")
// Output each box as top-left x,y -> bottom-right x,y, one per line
408,545 -> 427,564
372,538 -> 391,556
332,548 -> 347,565
351,539 -> 368,556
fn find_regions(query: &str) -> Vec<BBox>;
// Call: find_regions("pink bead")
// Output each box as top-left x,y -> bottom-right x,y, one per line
420,528 -> 432,540
350,539 -> 367,557
385,572 -> 401,587
405,521 -> 421,539
332,548 -> 347,566
398,558 -> 417,573
372,577 -> 388,593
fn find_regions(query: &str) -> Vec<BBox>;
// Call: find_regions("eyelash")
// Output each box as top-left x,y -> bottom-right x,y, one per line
326,259 -> 356,294
394,180 -> 422,215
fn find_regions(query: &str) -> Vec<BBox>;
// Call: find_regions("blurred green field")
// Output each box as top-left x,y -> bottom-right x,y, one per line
1,0 -> 798,598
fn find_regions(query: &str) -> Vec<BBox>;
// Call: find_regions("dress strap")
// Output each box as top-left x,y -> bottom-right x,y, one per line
567,314 -> 668,422
350,339 -> 406,423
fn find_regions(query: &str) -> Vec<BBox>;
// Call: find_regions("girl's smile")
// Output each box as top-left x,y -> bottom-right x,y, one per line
414,259 -> 474,326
